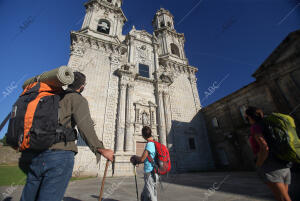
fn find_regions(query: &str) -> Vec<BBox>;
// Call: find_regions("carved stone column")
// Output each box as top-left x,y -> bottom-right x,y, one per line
128,38 -> 135,63
153,43 -> 159,72
125,83 -> 134,152
163,33 -> 168,54
157,89 -> 167,145
113,15 -> 118,36
163,91 -> 172,148
115,81 -> 127,152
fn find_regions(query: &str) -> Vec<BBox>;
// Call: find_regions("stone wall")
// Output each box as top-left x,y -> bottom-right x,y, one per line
0,147 -> 21,165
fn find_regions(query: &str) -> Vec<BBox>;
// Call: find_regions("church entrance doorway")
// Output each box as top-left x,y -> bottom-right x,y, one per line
136,141 -> 146,174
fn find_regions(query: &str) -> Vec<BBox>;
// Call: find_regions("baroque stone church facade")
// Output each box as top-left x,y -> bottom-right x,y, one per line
67,0 -> 214,176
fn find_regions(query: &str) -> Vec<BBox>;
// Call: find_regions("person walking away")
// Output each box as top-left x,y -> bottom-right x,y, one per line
17,72 -> 114,201
245,106 -> 292,201
130,126 -> 159,201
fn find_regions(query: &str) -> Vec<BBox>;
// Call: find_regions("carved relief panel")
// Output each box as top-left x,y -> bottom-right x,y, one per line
133,100 -> 157,136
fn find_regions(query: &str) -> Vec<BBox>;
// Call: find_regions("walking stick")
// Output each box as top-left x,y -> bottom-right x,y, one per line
134,165 -> 139,201
0,113 -> 10,132
98,160 -> 110,201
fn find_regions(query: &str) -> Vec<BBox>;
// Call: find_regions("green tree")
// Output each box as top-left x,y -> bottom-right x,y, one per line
0,136 -> 7,146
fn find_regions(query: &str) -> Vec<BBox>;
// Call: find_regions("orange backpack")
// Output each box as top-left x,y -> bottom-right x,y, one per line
6,82 -> 77,151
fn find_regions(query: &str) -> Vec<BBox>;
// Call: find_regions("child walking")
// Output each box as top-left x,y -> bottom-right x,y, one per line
130,126 -> 159,201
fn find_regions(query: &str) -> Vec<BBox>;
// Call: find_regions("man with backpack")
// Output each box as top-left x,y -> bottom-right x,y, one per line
130,126 -> 159,201
245,106 -> 299,201
6,72 -> 114,201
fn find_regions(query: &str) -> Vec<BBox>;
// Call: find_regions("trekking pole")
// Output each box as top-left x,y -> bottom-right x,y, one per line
98,160 -> 110,201
133,165 -> 139,201
0,113 -> 10,132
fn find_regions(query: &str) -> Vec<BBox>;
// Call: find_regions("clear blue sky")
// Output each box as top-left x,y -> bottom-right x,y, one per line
0,0 -> 299,139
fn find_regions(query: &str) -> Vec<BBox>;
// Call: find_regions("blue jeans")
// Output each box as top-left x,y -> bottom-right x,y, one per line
20,150 -> 75,201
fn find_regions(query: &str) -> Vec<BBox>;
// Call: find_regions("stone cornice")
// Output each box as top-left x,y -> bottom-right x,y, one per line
135,76 -> 155,84
158,54 -> 188,63
116,68 -> 134,79
159,58 -> 198,75
154,28 -> 185,42
116,67 -> 155,84
70,31 -> 127,55
78,28 -> 123,44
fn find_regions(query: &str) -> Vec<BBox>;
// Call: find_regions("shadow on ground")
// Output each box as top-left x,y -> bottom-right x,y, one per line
161,170 -> 300,201
64,197 -> 118,201
63,197 -> 82,201
90,195 -> 118,201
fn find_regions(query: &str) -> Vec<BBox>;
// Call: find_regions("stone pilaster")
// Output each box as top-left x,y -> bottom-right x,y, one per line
163,33 -> 168,54
128,38 -> 135,63
153,43 -> 159,72
163,91 -> 173,148
125,83 -> 134,152
157,89 -> 167,145
115,81 -> 127,152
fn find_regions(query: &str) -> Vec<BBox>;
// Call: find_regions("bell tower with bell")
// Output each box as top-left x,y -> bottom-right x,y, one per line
80,0 -> 127,40
152,8 -> 188,65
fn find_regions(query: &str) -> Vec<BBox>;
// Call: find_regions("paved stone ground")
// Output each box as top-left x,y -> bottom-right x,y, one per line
1,171 -> 299,201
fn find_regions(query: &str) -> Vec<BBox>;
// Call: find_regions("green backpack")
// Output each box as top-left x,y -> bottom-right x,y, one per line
263,113 -> 300,163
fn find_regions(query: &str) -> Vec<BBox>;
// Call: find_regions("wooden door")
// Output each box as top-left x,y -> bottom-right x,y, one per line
136,142 -> 146,174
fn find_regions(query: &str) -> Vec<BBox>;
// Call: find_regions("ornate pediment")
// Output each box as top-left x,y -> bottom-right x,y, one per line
129,29 -> 153,43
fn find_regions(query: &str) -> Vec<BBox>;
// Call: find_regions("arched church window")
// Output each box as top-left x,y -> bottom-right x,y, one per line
139,64 -> 150,78
170,43 -> 180,57
167,22 -> 172,27
160,22 -> 165,28
97,19 -> 110,35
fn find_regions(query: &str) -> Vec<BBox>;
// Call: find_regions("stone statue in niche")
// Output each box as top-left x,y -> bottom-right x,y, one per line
142,112 -> 150,125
